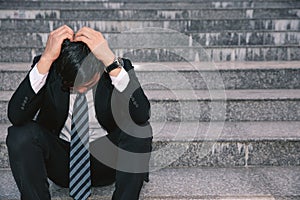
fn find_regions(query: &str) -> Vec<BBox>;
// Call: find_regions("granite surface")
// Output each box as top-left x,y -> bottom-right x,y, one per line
0,1 -> 299,10
1,63 -> 300,91
193,31 -> 300,46
1,19 -> 299,34
1,89 -> 300,123
136,66 -> 300,90
150,98 -> 300,122
2,31 -> 300,48
1,166 -> 300,199
248,141 -> 300,166
2,45 -> 299,62
58,9 -> 261,20
1,121 -> 300,169
118,46 -> 300,62
1,8 -> 299,20
0,71 -> 27,91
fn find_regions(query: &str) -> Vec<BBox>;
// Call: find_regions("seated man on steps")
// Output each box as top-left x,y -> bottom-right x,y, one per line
6,25 -> 152,200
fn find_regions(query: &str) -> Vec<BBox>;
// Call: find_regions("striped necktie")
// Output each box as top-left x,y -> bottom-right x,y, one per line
69,93 -> 91,200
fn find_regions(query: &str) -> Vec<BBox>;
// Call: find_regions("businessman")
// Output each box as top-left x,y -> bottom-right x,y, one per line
6,25 -> 152,200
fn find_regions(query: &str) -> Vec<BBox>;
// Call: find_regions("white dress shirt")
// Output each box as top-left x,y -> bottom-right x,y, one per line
29,64 -> 130,142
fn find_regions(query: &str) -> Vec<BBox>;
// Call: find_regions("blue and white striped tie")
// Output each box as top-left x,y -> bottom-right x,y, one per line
69,93 -> 91,200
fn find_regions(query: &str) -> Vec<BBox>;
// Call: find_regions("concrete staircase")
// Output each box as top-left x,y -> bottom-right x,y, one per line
0,0 -> 300,199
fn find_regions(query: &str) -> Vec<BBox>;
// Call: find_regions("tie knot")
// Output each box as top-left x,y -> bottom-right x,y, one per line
75,93 -> 87,101
77,93 -> 86,98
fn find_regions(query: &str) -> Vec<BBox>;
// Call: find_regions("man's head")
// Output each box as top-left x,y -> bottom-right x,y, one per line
54,39 -> 101,93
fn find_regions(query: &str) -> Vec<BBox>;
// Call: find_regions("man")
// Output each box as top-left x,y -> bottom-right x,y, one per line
6,25 -> 152,200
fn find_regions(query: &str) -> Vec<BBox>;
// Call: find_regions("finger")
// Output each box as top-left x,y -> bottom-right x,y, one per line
62,25 -> 74,34
56,27 -> 74,38
74,35 -> 91,45
57,29 -> 74,39
77,26 -> 93,34
75,30 -> 92,40
50,26 -> 74,40
76,26 -> 97,38
51,25 -> 71,34
54,32 -> 74,45
61,32 -> 74,42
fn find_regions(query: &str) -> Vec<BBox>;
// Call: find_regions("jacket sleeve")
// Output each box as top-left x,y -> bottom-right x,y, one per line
7,55 -> 46,126
111,58 -> 151,125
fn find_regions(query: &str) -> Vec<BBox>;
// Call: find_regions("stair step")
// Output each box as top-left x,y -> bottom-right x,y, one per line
1,46 -> 300,62
0,0 -> 300,10
1,8 -> 299,20
1,89 -> 300,123
1,19 -> 299,33
1,31 -> 300,48
1,121 -> 300,168
1,61 -> 300,91
1,1 -> 299,9
1,166 -> 299,199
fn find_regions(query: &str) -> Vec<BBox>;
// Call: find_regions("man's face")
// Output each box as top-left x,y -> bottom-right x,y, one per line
71,72 -> 100,93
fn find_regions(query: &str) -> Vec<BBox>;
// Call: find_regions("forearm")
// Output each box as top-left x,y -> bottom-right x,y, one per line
36,55 -> 53,75
8,75 -> 44,125
112,60 -> 151,125
127,81 -> 151,124
8,56 -> 46,125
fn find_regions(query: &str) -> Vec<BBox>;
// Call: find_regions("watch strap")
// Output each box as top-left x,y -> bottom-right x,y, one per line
105,57 -> 123,73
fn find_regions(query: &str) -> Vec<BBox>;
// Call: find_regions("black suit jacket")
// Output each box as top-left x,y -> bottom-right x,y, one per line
8,55 -> 151,138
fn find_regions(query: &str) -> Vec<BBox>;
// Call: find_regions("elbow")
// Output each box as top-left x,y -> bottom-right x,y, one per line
130,102 -> 151,125
7,103 -> 27,126
8,112 -> 23,126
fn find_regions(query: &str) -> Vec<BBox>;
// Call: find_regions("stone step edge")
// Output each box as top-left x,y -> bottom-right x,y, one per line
2,89 -> 300,102
3,44 -> 300,49
1,61 -> 299,72
2,45 -> 299,49
1,30 -> 299,34
4,17 -> 299,20
2,0 -> 298,4
1,166 -> 300,200
1,121 -> 300,142
2,5 -> 298,10
3,0 -> 298,3
1,7 -> 300,11
1,18 -> 300,22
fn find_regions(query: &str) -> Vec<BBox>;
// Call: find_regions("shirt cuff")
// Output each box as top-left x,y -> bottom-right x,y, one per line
109,67 -> 130,92
29,64 -> 49,93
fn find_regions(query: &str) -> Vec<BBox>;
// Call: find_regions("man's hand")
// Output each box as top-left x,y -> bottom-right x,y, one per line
74,27 -> 116,67
37,25 -> 74,74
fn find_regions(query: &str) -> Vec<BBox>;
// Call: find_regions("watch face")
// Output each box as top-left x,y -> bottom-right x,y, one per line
117,57 -> 124,67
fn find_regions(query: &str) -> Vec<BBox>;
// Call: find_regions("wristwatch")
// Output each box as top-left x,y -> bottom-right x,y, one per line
104,57 -> 123,73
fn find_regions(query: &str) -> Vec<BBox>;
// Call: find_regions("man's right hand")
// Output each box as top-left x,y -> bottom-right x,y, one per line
37,25 -> 74,74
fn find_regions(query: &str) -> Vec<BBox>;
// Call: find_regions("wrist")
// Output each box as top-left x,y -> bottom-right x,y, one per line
37,56 -> 53,74
104,57 -> 124,76
102,51 -> 116,67
109,67 -> 122,77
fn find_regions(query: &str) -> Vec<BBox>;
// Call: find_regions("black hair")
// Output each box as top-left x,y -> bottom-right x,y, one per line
54,39 -> 102,91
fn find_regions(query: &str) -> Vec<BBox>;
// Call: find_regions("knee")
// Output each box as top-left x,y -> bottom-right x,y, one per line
6,122 -> 41,152
119,133 -> 152,153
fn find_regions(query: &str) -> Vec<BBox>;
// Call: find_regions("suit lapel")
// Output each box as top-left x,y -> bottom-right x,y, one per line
48,70 -> 70,127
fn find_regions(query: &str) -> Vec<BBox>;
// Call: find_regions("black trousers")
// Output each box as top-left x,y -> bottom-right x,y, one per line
6,122 -> 152,200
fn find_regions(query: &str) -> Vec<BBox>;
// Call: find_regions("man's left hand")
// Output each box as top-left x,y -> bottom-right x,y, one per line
74,27 -> 115,67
